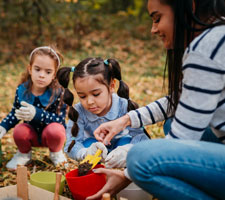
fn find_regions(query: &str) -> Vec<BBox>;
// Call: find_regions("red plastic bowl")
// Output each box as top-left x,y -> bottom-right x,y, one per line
66,164 -> 106,200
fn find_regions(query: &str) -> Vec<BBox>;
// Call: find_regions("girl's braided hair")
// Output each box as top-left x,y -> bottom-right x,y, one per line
57,57 -> 139,152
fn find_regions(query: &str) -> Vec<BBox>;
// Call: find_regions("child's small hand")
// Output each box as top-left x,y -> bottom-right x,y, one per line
87,142 -> 108,161
105,144 -> 133,168
15,101 -> 36,121
77,142 -> 108,161
0,125 -> 6,139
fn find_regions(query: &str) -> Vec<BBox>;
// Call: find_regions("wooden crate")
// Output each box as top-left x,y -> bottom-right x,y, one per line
0,166 -> 71,200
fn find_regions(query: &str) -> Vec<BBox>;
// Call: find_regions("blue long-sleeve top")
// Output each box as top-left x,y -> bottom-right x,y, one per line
65,93 -> 148,160
0,81 -> 67,140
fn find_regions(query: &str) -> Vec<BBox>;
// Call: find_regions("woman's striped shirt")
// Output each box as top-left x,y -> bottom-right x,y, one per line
128,25 -> 225,143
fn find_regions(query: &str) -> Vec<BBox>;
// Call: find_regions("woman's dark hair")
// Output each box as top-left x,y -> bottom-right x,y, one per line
57,57 -> 139,152
160,0 -> 225,113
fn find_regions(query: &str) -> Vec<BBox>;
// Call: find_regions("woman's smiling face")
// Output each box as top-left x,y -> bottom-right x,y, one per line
148,0 -> 175,49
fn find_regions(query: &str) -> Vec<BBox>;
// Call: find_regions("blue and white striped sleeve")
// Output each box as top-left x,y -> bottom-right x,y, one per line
128,96 -> 171,128
167,49 -> 225,139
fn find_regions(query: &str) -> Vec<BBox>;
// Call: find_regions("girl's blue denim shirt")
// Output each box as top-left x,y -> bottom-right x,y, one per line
65,93 -> 148,160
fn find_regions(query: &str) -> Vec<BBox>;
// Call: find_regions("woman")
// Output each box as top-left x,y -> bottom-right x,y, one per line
87,0 -> 225,199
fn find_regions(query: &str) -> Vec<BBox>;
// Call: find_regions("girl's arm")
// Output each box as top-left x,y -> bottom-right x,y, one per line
32,100 -> 67,126
0,87 -> 20,131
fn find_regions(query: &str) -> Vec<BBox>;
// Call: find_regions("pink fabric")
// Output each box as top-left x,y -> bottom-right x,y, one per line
13,123 -> 66,153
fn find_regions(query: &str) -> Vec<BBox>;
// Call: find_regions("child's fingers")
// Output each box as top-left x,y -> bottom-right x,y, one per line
105,152 -> 113,162
15,113 -> 24,120
19,107 -> 30,112
15,109 -> 29,116
21,101 -> 30,107
15,110 -> 24,117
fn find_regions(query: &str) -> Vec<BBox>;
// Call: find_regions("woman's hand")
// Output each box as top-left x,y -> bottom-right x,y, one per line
94,114 -> 131,145
86,168 -> 132,200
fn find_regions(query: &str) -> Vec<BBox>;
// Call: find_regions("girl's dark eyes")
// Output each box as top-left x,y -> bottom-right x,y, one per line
93,93 -> 100,97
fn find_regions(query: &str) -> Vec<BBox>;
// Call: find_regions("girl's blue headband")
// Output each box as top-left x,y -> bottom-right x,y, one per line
71,66 -> 76,72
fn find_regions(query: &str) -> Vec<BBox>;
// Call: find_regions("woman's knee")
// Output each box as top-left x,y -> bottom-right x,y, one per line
126,139 -> 172,179
126,140 -> 155,178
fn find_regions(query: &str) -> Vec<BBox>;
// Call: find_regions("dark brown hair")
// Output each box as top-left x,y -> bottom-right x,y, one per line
159,0 -> 225,113
57,57 -> 139,152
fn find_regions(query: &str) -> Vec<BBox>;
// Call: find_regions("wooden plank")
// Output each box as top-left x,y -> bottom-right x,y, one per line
54,172 -> 62,200
0,185 -> 17,198
28,184 -> 71,200
102,193 -> 111,200
0,185 -> 71,200
17,166 -> 28,200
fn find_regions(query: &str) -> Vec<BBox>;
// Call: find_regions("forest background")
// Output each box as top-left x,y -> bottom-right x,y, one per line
0,0 -> 166,198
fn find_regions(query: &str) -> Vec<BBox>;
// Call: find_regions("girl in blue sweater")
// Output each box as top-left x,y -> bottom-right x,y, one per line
0,46 -> 67,169
57,57 -> 149,168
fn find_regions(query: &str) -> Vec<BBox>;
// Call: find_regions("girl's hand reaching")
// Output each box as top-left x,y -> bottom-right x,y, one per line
87,142 -> 108,160
77,142 -> 108,161
94,114 -> 131,146
15,101 -> 36,121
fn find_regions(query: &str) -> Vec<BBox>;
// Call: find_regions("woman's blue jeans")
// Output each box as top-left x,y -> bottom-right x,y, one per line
126,120 -> 225,200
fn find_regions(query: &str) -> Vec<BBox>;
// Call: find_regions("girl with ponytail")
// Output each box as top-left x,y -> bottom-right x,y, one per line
57,57 -> 149,168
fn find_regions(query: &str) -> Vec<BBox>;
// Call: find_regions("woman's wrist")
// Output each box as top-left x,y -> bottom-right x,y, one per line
122,114 -> 131,128
124,168 -> 132,181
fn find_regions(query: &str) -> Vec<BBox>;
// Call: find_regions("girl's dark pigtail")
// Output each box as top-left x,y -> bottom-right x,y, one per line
56,67 -> 71,88
67,140 -> 75,153
56,67 -> 80,152
108,59 -> 139,111
63,88 -> 74,106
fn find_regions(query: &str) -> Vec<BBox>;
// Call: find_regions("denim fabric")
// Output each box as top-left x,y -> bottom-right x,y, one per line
127,139 -> 225,200
82,135 -> 132,153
